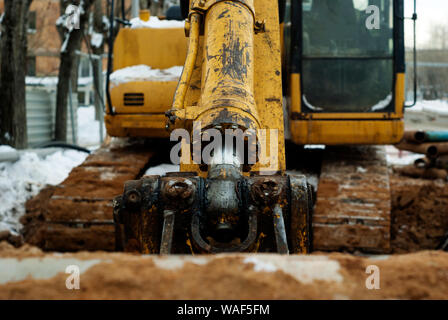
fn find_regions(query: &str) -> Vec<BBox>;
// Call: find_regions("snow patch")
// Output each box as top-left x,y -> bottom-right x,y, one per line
385,145 -> 422,166
152,256 -> 209,270
90,31 -> 104,48
357,166 -> 367,173
26,76 -> 93,87
130,16 -> 185,29
243,257 -> 277,272
145,164 -> 179,176
0,257 -> 104,284
406,100 -> 448,116
244,255 -> 343,284
110,65 -> 183,87
77,106 -> 105,147
0,145 -> 15,153
0,149 -> 88,234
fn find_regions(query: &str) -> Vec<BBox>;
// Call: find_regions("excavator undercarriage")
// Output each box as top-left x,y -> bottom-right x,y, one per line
23,141 -> 392,254
22,0 -> 407,255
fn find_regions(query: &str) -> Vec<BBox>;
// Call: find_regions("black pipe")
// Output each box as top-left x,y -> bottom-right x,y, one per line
106,0 -> 115,115
36,141 -> 91,154
121,0 -> 126,21
405,0 -> 418,108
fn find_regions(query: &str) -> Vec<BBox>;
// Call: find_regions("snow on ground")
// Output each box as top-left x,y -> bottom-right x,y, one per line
110,65 -> 183,87
130,16 -> 185,29
406,99 -> 448,116
0,148 -> 88,234
26,76 -> 93,87
145,164 -> 179,176
243,255 -> 343,284
405,100 -> 448,131
0,145 -> 15,153
0,106 -> 100,234
385,145 -> 422,166
90,32 -> 104,48
77,106 -> 105,148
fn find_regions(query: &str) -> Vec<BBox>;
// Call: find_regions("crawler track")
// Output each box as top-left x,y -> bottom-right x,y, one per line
22,143 -> 447,254
313,146 -> 391,253
21,138 -> 158,251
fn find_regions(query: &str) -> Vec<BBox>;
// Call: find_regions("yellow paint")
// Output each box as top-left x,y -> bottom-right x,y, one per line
139,10 -> 150,21
199,1 -> 259,125
106,25 -> 188,138
105,114 -> 169,138
177,0 -> 286,175
290,73 -> 301,114
290,119 -> 404,145
289,73 -> 405,144
110,80 -> 179,114
394,73 -> 405,118
172,13 -> 200,111
113,27 -> 187,70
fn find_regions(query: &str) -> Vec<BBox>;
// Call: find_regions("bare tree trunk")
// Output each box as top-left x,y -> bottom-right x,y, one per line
0,0 -> 33,149
92,0 -> 104,121
139,0 -> 151,10
55,0 -> 94,142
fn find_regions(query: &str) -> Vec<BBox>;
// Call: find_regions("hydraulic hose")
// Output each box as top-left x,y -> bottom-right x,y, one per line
172,13 -> 201,110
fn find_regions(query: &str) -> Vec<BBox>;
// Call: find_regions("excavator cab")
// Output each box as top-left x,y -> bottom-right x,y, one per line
287,0 -> 405,144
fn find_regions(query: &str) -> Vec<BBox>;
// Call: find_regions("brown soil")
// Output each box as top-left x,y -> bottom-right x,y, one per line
2,168 -> 447,300
18,150 -> 448,254
0,243 -> 447,300
390,174 -> 448,253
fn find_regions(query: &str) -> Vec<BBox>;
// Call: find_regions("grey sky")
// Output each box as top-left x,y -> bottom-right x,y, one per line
404,0 -> 448,47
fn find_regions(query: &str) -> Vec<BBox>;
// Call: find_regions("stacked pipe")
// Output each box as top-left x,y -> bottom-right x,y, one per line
394,131 -> 448,180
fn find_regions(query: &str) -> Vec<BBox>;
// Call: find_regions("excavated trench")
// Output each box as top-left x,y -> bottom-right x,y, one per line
1,143 -> 447,299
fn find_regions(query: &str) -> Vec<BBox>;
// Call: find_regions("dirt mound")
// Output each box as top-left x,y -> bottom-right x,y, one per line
0,243 -> 447,299
390,174 -> 448,253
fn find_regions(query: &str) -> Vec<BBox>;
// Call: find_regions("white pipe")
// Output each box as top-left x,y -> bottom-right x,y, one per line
0,148 -> 62,163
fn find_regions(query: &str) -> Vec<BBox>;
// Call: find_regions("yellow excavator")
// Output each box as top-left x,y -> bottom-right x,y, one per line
23,0 -> 412,254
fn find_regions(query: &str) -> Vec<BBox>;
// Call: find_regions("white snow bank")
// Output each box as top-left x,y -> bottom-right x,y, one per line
243,255 -> 343,284
90,31 -> 104,48
110,65 -> 183,87
130,16 -> 185,29
77,106 -> 105,147
0,148 -> 88,234
145,164 -> 179,176
385,145 -> 422,166
0,145 -> 15,153
26,76 -> 93,87
406,100 -> 448,116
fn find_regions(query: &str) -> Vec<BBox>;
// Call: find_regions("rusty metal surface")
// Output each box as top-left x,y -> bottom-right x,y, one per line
313,146 -> 391,253
289,175 -> 312,254
115,173 -> 311,254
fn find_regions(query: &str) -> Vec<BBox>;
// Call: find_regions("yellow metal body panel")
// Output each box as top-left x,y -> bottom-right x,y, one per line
110,81 -> 178,114
113,27 -> 188,70
106,26 -> 188,138
290,120 -> 403,145
289,73 -> 405,145
176,0 -> 286,176
105,114 -> 169,138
